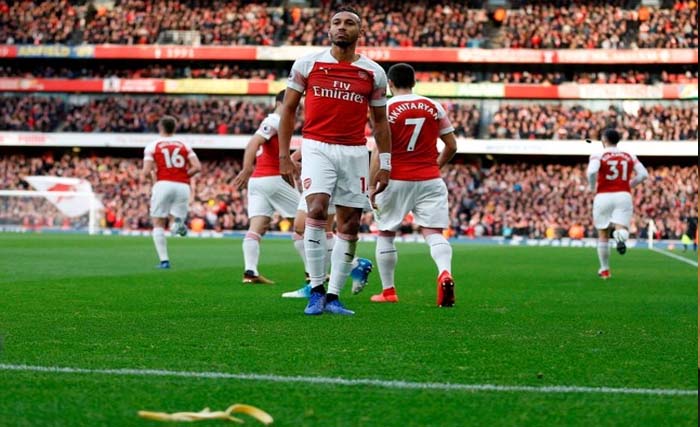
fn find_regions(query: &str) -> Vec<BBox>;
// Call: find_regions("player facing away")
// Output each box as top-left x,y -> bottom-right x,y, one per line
143,116 -> 201,269
587,128 -> 649,279
278,6 -> 392,315
370,63 -> 458,306
233,90 -> 300,284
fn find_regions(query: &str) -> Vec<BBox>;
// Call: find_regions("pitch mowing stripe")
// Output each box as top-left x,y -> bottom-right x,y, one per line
0,364 -> 696,397
649,247 -> 698,267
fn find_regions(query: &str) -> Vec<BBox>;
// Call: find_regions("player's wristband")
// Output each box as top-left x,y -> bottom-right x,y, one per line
379,153 -> 392,171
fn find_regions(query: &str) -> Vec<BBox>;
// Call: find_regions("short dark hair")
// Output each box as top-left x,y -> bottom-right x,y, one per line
603,128 -> 621,144
275,90 -> 286,104
387,63 -> 416,89
159,115 -> 177,134
334,5 -> 362,22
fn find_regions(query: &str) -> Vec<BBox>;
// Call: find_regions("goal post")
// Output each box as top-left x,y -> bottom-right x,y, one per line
0,190 -> 102,235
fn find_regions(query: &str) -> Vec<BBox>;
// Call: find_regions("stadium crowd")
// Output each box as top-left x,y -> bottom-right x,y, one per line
487,103 -> 698,141
0,0 -> 696,48
1,153 -> 696,242
501,1 -> 697,49
3,64 -> 697,85
3,95 -> 697,141
0,95 -> 482,137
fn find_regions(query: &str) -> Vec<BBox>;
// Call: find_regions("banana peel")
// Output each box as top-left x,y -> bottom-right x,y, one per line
138,403 -> 273,424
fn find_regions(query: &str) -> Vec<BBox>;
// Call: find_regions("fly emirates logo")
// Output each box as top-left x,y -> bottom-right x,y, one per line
311,80 -> 365,104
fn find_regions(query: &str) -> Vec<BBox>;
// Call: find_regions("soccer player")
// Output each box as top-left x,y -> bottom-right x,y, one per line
587,128 -> 649,279
143,115 -> 201,269
369,63 -> 458,307
233,90 -> 300,284
278,6 -> 392,315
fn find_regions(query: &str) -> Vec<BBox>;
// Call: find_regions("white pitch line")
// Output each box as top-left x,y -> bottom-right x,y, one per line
649,247 -> 698,267
0,363 -> 696,397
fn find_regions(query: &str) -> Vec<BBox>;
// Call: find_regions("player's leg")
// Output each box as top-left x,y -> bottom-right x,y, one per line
325,212 -> 336,276
242,215 -> 274,284
414,179 -> 454,307
372,230 -> 399,303
151,216 -> 170,269
370,180 -> 405,303
150,181 -> 171,268
593,193 -> 613,278
610,192 -> 633,255
169,182 -> 191,237
324,205 -> 362,315
424,228 -> 454,307
323,144 -> 369,315
304,193 -> 331,314
300,140 -> 335,315
597,228 -> 611,279
281,208 -> 313,298
243,177 -> 276,284
350,204 -> 374,295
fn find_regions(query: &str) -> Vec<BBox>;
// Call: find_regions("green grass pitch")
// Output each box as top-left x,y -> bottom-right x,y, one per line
0,233 -> 697,426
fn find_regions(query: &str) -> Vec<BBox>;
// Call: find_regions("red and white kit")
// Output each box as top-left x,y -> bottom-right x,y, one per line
248,113 -> 300,219
287,49 -> 387,208
144,137 -> 198,218
588,147 -> 647,229
375,94 -> 455,231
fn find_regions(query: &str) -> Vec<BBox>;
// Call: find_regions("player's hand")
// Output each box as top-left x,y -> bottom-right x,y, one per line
279,155 -> 299,188
370,169 -> 390,208
232,168 -> 253,189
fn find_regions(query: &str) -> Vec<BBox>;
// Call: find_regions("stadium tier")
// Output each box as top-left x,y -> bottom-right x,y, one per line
0,0 -> 696,48
1,152 -> 696,241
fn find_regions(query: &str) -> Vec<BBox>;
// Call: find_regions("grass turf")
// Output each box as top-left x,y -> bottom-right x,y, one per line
0,233 -> 697,426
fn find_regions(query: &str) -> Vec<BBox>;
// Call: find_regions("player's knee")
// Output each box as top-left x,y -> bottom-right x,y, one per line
307,203 -> 328,221
337,216 -> 361,236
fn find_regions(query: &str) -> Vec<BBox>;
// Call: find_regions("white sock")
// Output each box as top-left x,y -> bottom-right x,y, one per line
613,229 -> 629,243
327,234 -> 357,295
376,235 -> 398,290
243,231 -> 261,275
325,232 -> 335,274
293,232 -> 307,273
426,233 -> 452,274
597,241 -> 610,270
305,219 -> 327,287
152,227 -> 168,262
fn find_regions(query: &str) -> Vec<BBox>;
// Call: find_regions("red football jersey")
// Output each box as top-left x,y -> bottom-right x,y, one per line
387,94 -> 454,181
287,49 -> 387,146
251,113 -> 281,178
590,149 -> 640,193
144,138 -> 196,184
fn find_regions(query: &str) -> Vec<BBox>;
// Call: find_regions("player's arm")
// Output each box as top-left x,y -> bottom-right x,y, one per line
142,159 -> 155,182
187,149 -> 201,178
586,154 -> 601,191
369,146 -> 380,190
630,157 -> 649,188
232,135 -> 265,189
370,104 -> 392,203
437,131 -> 458,169
142,145 -> 156,182
278,88 -> 302,182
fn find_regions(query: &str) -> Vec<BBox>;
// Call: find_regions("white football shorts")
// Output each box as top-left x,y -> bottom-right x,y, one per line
593,191 -> 633,229
150,180 -> 190,218
247,175 -> 300,219
300,138 -> 369,209
374,178 -> 449,231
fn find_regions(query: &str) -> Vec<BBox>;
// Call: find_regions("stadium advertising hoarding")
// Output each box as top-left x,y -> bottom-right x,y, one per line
0,132 -> 696,157
0,78 -> 695,100
0,45 -> 696,64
